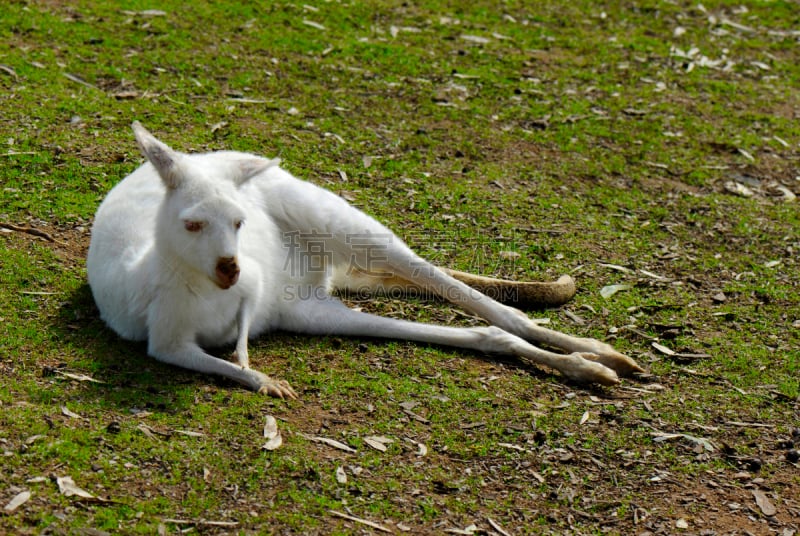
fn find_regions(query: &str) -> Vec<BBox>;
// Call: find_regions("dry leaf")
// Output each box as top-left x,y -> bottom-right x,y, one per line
3,491 -> 31,513
445,524 -> 479,535
499,251 -> 521,260
302,20 -> 326,31
737,148 -> 755,162
300,433 -> 356,453
61,406 -> 83,419
135,9 -> 167,17
639,269 -> 670,281
724,181 -> 754,197
405,438 -> 428,456
24,434 -> 44,446
683,434 -> 715,452
363,435 -> 393,452
173,430 -> 204,437
363,438 -> 387,451
323,132 -> 345,144
498,442 -> 526,453
771,184 -> 796,202
227,97 -> 267,104
136,424 -> 157,439
600,284 -> 632,298
753,489 -> 777,516
580,410 -> 590,425
563,309 -> 585,325
772,135 -> 789,147
652,342 -> 675,356
113,91 -> 139,100
262,416 -> 283,450
652,433 -> 683,442
487,517 -> 512,536
335,466 -> 347,484
263,416 -> 279,439
460,34 -> 490,44
56,476 -> 94,499
262,434 -> 283,451
651,432 -> 714,452
348,465 -> 364,477
600,263 -> 634,273
719,17 -> 754,32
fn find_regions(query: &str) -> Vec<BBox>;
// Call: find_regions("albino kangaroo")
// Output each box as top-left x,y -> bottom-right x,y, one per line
86,122 -> 642,398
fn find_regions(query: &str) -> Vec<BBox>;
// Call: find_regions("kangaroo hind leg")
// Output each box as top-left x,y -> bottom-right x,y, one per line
378,253 -> 643,379
277,295 -> 620,386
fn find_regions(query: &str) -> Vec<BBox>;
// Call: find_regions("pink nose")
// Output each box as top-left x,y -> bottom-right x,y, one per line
215,257 -> 239,289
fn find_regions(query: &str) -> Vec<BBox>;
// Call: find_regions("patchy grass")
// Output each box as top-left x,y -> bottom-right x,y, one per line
1,1 -> 798,534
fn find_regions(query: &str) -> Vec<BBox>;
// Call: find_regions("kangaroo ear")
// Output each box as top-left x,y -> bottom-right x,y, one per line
132,121 -> 184,189
234,157 -> 281,187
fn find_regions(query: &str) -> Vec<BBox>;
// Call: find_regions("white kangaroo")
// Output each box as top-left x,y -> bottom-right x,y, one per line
86,122 -> 643,398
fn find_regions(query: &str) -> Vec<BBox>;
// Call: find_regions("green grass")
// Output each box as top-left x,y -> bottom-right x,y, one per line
2,0 -> 799,534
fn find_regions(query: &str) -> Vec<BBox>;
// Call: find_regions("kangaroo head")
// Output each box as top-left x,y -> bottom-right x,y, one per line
132,122 -> 279,289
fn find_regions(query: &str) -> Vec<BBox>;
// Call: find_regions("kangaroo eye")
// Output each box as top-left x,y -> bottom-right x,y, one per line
234,220 -> 244,230
184,220 -> 204,232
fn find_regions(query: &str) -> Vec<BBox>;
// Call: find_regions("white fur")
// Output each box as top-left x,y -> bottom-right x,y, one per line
86,123 -> 641,397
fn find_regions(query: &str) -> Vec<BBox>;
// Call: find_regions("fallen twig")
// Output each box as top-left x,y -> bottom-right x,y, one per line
300,433 -> 357,453
488,516 -> 513,535
724,421 -> 775,429
162,518 -> 239,528
329,510 -> 393,533
63,72 -> 100,91
0,222 -> 61,244
0,64 -> 19,79
53,370 -> 104,384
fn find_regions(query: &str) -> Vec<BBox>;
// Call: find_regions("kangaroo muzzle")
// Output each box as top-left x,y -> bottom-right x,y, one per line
215,257 -> 240,289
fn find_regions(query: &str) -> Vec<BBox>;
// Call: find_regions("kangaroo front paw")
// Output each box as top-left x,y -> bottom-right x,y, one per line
244,369 -> 298,399
257,377 -> 298,399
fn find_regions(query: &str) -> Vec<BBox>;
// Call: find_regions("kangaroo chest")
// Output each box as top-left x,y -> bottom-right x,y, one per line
185,286 -> 243,348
